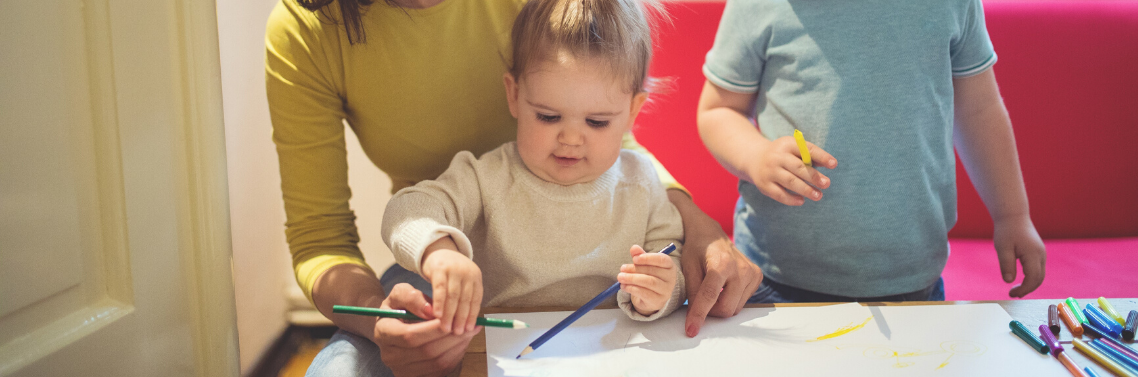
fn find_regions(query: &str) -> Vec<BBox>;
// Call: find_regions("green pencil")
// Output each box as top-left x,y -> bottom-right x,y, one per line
332,305 -> 529,329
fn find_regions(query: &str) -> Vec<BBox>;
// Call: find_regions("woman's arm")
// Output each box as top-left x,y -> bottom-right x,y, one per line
622,101 -> 764,337
266,3 -> 474,375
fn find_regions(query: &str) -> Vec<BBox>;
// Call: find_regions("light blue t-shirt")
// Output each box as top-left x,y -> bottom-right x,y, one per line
703,0 -> 997,297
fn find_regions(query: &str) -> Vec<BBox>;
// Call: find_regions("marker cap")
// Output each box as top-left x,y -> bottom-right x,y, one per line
1010,320 -> 1050,354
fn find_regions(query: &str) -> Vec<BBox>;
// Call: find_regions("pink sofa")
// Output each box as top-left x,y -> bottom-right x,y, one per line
633,1 -> 1138,300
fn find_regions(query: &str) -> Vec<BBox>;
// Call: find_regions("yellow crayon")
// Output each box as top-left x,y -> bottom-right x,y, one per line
1098,297 -> 1127,325
794,129 -> 812,166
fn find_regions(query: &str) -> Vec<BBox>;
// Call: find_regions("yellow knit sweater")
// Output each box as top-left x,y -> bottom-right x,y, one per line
265,0 -> 682,301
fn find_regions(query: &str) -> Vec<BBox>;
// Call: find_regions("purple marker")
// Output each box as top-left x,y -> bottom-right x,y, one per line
1098,337 -> 1138,364
1039,324 -> 1064,354
1089,339 -> 1138,372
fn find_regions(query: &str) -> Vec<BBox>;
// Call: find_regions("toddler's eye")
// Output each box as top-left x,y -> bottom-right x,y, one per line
536,113 -> 561,123
586,119 -> 610,128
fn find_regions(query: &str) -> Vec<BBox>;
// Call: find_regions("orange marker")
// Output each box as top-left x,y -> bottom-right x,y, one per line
1057,352 -> 1090,377
1060,303 -> 1085,337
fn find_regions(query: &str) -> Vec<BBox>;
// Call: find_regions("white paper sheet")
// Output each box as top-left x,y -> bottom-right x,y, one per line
485,303 -> 1067,376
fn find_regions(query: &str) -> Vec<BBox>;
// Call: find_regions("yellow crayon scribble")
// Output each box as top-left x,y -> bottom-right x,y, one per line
935,354 -> 954,370
836,341 -> 986,371
806,316 -> 873,342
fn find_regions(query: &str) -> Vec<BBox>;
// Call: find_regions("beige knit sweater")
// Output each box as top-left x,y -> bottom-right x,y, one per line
382,142 -> 685,321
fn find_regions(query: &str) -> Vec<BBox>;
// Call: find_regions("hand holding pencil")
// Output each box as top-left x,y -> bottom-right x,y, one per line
618,245 -> 679,316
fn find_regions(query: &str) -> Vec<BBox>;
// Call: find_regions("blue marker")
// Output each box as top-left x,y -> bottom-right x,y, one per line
1086,305 -> 1124,338
1088,340 -> 1138,375
1083,319 -> 1114,339
1100,337 -> 1138,361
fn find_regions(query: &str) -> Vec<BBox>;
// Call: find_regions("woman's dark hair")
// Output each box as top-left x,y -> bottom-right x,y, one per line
297,0 -> 383,44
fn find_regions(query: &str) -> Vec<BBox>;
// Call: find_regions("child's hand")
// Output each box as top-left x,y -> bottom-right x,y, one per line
421,237 -> 483,335
617,245 -> 677,316
993,216 -> 1046,298
744,136 -> 837,206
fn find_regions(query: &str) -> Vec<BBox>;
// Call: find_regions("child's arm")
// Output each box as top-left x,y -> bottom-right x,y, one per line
696,81 -> 838,206
953,68 -> 1046,298
616,162 -> 686,320
382,151 -> 487,335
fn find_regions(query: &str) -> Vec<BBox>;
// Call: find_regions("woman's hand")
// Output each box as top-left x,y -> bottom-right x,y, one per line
666,190 -> 764,337
372,283 -> 479,377
313,264 -> 476,377
421,237 -> 484,335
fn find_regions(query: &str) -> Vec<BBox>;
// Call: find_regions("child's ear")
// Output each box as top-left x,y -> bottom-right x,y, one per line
503,72 -> 520,119
628,92 -> 650,126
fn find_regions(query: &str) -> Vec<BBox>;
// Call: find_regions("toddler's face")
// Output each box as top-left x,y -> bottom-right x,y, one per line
505,55 -> 647,185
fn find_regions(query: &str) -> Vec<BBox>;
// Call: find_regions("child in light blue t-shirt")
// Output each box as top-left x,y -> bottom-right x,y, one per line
697,0 -> 1047,302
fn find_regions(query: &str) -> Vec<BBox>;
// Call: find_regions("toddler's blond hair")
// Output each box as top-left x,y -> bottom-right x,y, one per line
509,0 -> 665,94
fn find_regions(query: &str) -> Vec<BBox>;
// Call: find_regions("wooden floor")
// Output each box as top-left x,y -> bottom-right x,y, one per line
245,326 -> 336,377
277,338 -> 326,377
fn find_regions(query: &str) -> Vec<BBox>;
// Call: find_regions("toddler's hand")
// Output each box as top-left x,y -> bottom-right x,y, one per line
617,245 -> 677,316
744,136 -> 837,206
993,216 -> 1046,298
421,237 -> 483,335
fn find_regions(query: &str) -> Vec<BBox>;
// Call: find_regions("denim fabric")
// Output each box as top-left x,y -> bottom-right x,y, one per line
747,276 -> 945,304
378,263 -> 434,298
305,330 -> 392,377
305,264 -> 433,377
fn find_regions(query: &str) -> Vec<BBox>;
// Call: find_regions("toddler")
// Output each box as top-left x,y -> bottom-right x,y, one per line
697,0 -> 1046,302
382,0 -> 684,335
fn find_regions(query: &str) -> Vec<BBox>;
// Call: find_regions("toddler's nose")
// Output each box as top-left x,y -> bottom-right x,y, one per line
558,126 -> 584,146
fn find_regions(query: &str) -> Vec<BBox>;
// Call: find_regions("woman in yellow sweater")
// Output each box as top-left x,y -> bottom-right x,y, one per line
265,0 -> 763,375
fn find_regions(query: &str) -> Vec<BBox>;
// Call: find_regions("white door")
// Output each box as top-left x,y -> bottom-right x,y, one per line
0,0 -> 238,375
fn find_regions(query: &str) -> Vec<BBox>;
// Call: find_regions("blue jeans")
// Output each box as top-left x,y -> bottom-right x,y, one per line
306,264 -> 433,377
747,276 -> 945,304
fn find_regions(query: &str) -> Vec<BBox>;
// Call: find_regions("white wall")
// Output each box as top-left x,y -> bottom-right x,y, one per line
216,0 -> 398,372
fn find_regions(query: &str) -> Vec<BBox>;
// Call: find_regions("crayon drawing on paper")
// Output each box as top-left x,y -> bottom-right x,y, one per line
484,303 -> 1066,376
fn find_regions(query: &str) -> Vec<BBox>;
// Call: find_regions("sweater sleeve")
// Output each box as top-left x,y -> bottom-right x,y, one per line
265,1 -> 372,303
381,152 -> 486,275
617,155 -> 687,321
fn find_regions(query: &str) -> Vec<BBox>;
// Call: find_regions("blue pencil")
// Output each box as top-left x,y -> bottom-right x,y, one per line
516,243 -> 677,358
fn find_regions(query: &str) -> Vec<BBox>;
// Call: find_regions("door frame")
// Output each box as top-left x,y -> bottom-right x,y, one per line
167,0 -> 241,374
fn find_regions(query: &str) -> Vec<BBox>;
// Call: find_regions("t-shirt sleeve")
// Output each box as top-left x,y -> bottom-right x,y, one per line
950,0 -> 998,77
702,0 -> 767,93
265,0 -> 370,303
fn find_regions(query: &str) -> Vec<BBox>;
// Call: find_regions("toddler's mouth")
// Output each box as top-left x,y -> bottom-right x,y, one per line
554,155 -> 581,167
